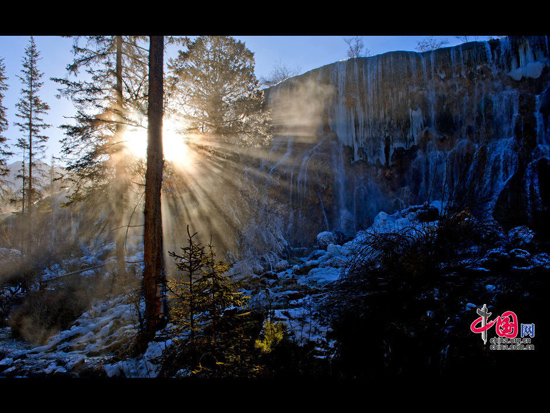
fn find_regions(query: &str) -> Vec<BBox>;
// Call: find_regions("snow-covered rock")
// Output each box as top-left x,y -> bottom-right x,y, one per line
368,202 -> 443,236
371,211 -> 412,233
0,248 -> 21,263
532,252 -> 550,269
508,226 -> 535,247
274,260 -> 290,272
316,231 -> 337,250
465,303 -> 478,312
326,244 -> 341,256
509,248 -> 532,268
300,267 -> 341,286
0,291 -> 142,377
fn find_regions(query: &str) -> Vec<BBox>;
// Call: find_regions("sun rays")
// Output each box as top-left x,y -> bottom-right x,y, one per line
123,115 -> 193,169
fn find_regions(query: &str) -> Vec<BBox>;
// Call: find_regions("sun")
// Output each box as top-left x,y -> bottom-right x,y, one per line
162,119 -> 191,166
123,117 -> 192,168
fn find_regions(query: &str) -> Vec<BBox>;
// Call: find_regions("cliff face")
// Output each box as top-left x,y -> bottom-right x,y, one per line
264,36 -> 550,246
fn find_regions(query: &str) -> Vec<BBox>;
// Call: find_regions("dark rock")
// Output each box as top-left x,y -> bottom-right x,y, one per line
508,226 -> 535,247
260,271 -> 278,280
539,85 -> 550,117
292,261 -> 319,276
493,157 -> 550,234
416,204 -> 440,222
284,291 -> 307,301
509,248 -> 532,267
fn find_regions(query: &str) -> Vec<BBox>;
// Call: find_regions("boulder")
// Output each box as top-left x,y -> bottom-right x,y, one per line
508,226 -> 535,247
316,231 -> 337,250
300,267 -> 341,286
509,248 -> 531,268
274,260 -> 290,272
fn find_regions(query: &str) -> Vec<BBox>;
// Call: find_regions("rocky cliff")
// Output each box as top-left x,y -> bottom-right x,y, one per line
264,36 -> 550,246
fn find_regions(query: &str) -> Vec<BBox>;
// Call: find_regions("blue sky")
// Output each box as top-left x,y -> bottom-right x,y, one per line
237,35 -> 472,77
0,35 -> 493,164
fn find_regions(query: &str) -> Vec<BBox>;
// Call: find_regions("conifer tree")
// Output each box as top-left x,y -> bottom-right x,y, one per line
0,57 -> 13,200
14,37 -> 50,257
166,227 -> 254,376
200,241 -> 249,341
167,35 -> 269,146
53,35 -> 149,278
166,226 -> 206,347
165,35 -> 274,270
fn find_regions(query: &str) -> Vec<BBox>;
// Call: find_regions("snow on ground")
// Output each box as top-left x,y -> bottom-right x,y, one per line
1,201 -> 548,377
0,201 -> 456,377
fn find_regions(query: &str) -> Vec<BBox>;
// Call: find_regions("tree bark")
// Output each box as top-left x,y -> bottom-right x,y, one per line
142,35 -> 166,340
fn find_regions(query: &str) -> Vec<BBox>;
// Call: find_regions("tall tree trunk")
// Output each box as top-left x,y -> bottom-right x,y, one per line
114,35 -> 127,279
27,77 -> 33,260
25,65 -> 34,292
20,159 -> 25,252
20,158 -> 27,292
142,35 -> 165,341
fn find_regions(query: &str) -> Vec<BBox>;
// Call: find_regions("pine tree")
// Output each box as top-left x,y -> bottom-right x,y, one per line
14,37 -> 50,258
166,226 -> 206,346
164,35 -> 274,272
166,227 -> 255,376
52,35 -> 149,279
47,154 -> 62,195
200,241 -> 249,340
167,35 -> 269,146
0,57 -> 13,201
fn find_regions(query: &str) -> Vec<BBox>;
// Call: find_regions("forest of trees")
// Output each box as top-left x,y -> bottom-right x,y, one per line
0,35 -> 287,374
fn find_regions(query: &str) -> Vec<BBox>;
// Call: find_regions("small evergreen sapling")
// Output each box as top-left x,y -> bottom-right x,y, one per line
166,226 -> 257,376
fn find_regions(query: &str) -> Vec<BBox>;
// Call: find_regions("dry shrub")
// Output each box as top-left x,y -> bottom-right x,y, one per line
8,275 -> 99,345
322,205 -> 502,378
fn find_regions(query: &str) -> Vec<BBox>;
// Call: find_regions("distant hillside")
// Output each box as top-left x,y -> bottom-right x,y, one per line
3,160 -> 65,193
1,160 -> 66,214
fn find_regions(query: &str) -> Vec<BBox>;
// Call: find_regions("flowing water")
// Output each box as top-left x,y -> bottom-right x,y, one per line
263,36 -> 550,246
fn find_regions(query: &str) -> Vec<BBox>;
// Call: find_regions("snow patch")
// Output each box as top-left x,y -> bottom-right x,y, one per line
301,267 -> 341,286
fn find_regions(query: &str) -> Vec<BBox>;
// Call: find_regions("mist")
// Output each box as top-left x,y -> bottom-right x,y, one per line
0,35 -> 548,379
